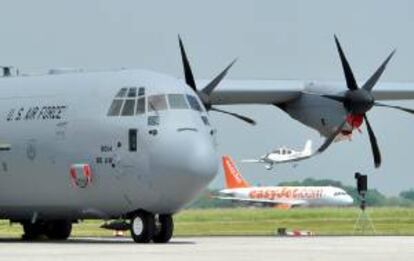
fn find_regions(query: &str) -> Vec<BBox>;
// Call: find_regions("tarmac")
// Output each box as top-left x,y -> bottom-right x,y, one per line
0,236 -> 413,261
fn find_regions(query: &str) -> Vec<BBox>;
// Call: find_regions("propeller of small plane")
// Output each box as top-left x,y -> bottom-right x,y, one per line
317,35 -> 414,168
178,35 -> 256,125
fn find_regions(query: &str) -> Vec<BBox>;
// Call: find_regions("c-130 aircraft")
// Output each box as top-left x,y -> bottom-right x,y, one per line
0,35 -> 414,243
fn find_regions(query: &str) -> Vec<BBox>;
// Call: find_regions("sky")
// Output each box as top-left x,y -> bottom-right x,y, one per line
0,0 -> 413,195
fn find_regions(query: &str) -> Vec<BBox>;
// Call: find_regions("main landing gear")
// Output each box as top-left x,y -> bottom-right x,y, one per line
22,220 -> 72,240
130,211 -> 174,243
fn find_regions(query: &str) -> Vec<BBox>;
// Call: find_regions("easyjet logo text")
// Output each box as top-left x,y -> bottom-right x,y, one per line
248,188 -> 322,200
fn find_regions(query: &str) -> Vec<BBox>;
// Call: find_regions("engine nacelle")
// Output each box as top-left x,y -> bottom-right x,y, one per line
279,92 -> 351,138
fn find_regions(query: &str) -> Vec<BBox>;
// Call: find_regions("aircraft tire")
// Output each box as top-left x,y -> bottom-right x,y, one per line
44,220 -> 72,240
130,211 -> 155,243
153,214 -> 174,243
22,222 -> 44,240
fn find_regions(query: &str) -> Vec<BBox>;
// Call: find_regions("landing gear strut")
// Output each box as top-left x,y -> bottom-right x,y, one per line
129,211 -> 174,243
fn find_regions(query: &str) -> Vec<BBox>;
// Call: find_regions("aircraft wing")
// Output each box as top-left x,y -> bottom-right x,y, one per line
193,80 -> 414,105
371,82 -> 414,100
241,159 -> 264,163
215,196 -> 307,207
197,80 -> 304,105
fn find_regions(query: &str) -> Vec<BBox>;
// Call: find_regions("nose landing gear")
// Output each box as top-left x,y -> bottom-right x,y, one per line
129,211 -> 174,243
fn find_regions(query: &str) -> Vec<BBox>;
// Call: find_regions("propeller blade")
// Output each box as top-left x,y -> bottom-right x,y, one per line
317,119 -> 347,154
374,102 -> 414,114
363,114 -> 381,168
178,35 -> 197,91
362,50 -> 396,92
334,35 -> 359,91
210,106 -> 256,125
201,59 -> 237,96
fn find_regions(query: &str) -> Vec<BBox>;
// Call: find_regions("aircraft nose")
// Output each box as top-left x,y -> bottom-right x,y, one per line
344,195 -> 354,205
147,131 -> 218,212
176,132 -> 218,180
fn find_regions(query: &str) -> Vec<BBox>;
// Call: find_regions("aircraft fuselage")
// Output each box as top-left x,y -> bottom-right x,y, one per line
0,69 -> 218,221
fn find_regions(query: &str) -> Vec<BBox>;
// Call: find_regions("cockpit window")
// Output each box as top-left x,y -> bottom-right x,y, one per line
148,95 -> 168,112
168,94 -> 189,109
116,88 -> 128,98
121,99 -> 135,116
127,87 -> 137,98
136,97 -> 146,114
108,87 -> 147,117
108,99 -> 124,116
138,87 -> 145,96
334,192 -> 347,196
186,95 -> 203,112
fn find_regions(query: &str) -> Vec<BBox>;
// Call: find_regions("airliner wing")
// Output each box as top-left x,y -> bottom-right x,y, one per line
215,196 -> 307,206
194,80 -> 414,105
241,159 -> 264,163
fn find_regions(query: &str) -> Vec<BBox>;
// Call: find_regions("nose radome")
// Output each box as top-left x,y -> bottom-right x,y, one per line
155,131 -> 218,182
180,133 -> 218,180
149,132 -> 218,212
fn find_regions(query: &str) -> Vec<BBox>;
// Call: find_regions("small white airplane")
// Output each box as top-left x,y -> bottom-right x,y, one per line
242,140 -> 313,170
218,156 -> 354,208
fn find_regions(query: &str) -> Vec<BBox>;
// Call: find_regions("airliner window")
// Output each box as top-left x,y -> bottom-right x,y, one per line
148,95 -> 168,112
107,99 -> 124,116
148,116 -> 160,126
121,99 -> 135,116
128,87 -> 137,98
186,95 -> 202,111
138,87 -> 145,96
116,88 -> 128,98
168,94 -> 188,109
136,97 -> 146,115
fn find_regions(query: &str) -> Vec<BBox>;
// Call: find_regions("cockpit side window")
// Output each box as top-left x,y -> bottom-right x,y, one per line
109,87 -> 146,117
107,99 -> 124,116
148,95 -> 168,112
186,95 -> 203,112
168,94 -> 189,109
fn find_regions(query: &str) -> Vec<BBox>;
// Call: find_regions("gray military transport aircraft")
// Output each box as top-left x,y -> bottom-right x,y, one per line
0,35 -> 414,243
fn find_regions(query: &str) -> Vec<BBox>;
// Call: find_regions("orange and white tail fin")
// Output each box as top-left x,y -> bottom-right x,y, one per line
222,155 -> 250,189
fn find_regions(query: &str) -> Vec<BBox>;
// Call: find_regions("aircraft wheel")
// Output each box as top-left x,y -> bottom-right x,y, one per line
153,214 -> 174,243
130,211 -> 155,243
44,220 -> 72,240
22,222 -> 44,240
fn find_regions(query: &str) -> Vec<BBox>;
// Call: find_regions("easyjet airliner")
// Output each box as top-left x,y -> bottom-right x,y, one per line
217,156 -> 354,208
